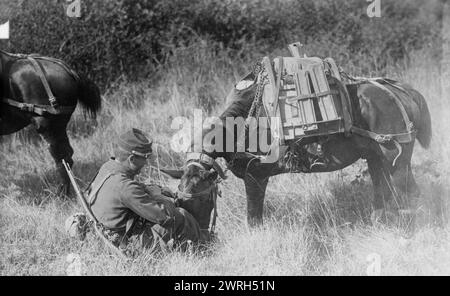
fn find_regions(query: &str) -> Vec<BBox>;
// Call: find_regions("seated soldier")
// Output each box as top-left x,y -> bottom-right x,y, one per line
87,128 -> 205,256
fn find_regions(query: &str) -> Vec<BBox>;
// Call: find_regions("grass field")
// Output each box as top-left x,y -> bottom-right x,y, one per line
0,45 -> 449,275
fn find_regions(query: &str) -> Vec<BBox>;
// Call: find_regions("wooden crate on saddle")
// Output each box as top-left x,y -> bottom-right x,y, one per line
260,55 -> 350,144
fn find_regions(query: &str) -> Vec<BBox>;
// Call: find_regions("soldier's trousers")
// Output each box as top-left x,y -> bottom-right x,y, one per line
109,207 -> 207,257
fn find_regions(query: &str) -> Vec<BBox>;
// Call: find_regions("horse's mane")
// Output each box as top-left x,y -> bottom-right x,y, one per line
219,72 -> 257,119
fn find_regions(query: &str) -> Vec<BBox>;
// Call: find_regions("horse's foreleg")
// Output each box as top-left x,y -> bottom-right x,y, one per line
244,173 -> 269,227
35,117 -> 74,196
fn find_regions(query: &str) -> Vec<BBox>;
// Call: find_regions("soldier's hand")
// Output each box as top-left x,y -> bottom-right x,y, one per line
160,216 -> 174,228
161,186 -> 176,199
144,184 -> 176,199
144,184 -> 162,196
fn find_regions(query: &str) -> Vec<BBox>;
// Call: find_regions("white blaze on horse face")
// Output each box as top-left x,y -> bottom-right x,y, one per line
203,116 -> 223,153
170,116 -> 192,153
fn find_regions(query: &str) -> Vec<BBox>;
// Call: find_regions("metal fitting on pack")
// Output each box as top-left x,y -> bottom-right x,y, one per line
375,134 -> 392,144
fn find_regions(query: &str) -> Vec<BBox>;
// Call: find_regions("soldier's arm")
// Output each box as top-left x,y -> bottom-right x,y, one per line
144,183 -> 176,200
120,180 -> 175,225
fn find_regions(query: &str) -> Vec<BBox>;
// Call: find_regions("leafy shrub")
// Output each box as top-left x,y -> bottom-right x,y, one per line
0,0 -> 442,90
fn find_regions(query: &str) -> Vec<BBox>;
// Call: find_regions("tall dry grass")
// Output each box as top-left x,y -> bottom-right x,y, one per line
0,43 -> 449,275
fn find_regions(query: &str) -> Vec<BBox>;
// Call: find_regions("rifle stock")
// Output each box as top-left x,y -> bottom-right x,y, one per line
62,160 -> 128,260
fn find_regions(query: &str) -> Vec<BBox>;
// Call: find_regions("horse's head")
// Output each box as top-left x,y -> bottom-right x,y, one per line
177,162 -> 217,230
162,153 -> 226,235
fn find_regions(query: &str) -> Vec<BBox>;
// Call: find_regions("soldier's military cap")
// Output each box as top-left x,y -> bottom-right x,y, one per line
118,128 -> 152,158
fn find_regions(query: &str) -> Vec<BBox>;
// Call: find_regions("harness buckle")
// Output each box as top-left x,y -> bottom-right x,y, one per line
20,103 -> 34,113
375,134 -> 392,144
49,96 -> 59,109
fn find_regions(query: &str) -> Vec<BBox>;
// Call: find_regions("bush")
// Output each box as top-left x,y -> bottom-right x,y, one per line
0,0 -> 442,90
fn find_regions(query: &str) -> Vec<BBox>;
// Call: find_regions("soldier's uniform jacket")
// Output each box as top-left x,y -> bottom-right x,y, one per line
88,159 -> 175,232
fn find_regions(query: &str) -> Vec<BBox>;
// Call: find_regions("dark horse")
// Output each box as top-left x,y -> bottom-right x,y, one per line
0,49 -> 101,194
166,69 -> 432,227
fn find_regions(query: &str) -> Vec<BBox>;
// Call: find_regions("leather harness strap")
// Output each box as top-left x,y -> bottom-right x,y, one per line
27,56 -> 58,109
1,54 -> 77,115
1,98 -> 76,115
368,79 -> 414,141
347,78 -> 417,167
33,56 -> 80,82
351,126 -> 416,144
350,78 -> 415,144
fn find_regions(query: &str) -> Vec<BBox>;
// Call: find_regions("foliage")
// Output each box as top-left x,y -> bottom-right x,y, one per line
0,1 -> 449,275
0,0 -> 442,89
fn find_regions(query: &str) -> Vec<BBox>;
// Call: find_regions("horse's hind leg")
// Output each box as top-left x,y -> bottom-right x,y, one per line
244,173 -> 269,227
366,154 -> 396,223
367,143 -> 419,231
33,116 -> 74,196
390,143 -> 419,208
391,143 -> 420,231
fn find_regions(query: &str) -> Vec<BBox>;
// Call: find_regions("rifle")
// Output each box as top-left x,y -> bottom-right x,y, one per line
62,160 -> 128,260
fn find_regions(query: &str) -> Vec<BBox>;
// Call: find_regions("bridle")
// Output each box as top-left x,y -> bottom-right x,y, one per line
176,153 -> 227,235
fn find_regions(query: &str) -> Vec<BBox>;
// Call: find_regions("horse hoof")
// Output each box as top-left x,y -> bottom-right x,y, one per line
397,209 -> 416,236
57,185 -> 71,199
370,209 -> 384,224
370,209 -> 397,225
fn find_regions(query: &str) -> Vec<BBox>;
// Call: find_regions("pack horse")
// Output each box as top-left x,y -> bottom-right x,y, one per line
165,43 -> 432,227
0,50 -> 101,194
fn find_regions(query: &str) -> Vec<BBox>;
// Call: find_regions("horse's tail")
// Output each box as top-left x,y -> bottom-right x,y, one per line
77,75 -> 101,118
416,94 -> 432,149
